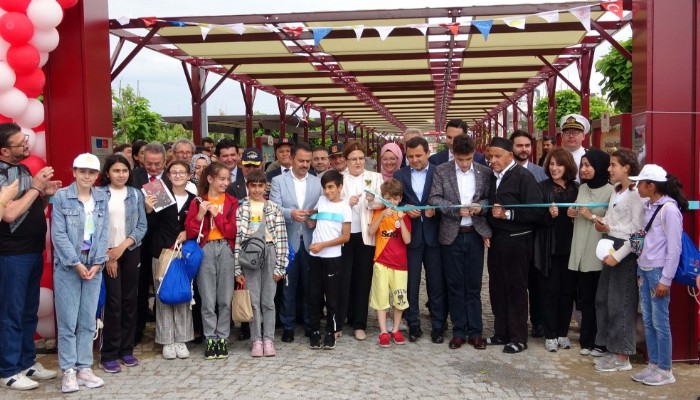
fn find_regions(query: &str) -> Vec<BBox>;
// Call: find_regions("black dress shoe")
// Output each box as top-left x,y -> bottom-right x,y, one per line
237,323 -> 251,341
408,326 -> 423,342
531,325 -> 545,338
431,331 -> 444,344
281,329 -> 294,343
468,336 -> 487,350
449,337 -> 466,349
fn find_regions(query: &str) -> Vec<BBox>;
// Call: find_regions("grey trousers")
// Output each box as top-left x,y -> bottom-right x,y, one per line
243,244 -> 276,341
197,240 -> 235,341
152,257 -> 193,345
595,252 -> 638,355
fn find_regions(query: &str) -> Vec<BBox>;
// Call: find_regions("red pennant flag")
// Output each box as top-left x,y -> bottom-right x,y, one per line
142,17 -> 157,27
601,1 -> 624,20
282,26 -> 304,38
440,22 -> 460,35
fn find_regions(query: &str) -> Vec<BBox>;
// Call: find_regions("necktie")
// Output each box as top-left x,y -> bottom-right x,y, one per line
284,168 -> 290,173
149,175 -> 156,182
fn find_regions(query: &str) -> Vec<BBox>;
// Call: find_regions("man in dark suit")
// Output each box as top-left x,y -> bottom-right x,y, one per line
215,138 -> 245,194
400,128 -> 423,169
537,136 -> 554,167
485,137 -> 545,354
266,138 -> 294,182
132,142 -> 170,344
428,134 -> 492,350
429,119 -> 487,166
393,136 -> 445,343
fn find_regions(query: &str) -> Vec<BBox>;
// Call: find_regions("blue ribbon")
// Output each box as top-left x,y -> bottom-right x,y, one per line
309,211 -> 345,222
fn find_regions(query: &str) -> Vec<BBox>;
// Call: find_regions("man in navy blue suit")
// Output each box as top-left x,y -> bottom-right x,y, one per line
394,136 -> 446,344
429,119 -> 487,166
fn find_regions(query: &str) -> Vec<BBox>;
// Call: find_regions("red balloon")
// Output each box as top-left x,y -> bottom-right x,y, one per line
0,12 -> 34,45
6,44 -> 39,74
0,0 -> 31,13
0,114 -> 13,123
20,154 -> 47,175
55,0 -> 78,9
14,68 -> 45,98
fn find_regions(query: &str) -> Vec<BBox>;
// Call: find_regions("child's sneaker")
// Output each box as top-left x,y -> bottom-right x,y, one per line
98,359 -> 121,374
642,368 -> 675,386
163,344 -> 176,359
120,355 -> 139,367
379,332 -> 391,348
61,369 -> 78,393
216,339 -> 228,359
263,339 -> 276,356
631,364 -> 657,383
251,340 -> 263,357
590,346 -> 607,357
545,339 -> 558,352
174,343 -> 189,359
557,337 -> 571,349
309,331 -> 322,349
595,356 -> 632,372
204,339 -> 217,360
579,347 -> 592,356
323,332 -> 336,350
76,368 -> 104,389
391,331 -> 406,345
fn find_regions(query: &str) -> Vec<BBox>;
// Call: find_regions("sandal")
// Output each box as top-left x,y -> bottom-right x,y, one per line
503,342 -> 527,354
485,336 -> 506,345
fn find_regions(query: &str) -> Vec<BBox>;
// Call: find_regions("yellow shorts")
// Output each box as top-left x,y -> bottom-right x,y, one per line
369,262 -> 408,311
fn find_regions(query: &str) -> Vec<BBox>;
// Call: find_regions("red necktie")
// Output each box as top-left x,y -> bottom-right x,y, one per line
149,176 -> 156,182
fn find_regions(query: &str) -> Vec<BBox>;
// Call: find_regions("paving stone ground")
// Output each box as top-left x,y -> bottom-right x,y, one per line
11,264 -> 699,399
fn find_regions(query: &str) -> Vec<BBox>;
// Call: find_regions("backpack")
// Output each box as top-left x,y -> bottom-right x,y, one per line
158,257 -> 192,305
239,215 -> 266,270
674,231 -> 700,287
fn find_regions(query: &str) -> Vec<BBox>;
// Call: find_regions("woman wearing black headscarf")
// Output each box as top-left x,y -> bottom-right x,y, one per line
566,148 -> 613,356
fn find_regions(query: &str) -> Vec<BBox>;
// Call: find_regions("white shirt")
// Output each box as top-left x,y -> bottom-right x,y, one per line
185,181 -> 198,195
311,196 -> 352,258
291,172 -> 308,209
343,173 -> 365,233
494,160 -> 517,189
108,187 -> 128,248
570,147 -> 586,183
448,149 -> 454,162
455,163 -> 476,227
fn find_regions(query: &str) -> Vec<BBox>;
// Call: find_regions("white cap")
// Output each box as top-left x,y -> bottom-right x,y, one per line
559,113 -> 590,134
629,164 -> 667,182
73,153 -> 100,171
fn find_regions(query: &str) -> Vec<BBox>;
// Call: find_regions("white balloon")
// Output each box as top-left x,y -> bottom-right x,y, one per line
16,99 -> 44,128
0,87 -> 28,118
38,287 -> 54,318
36,316 -> 56,339
30,28 -> 59,53
38,51 -> 49,67
32,130 -> 46,159
0,61 -> 15,92
21,127 -> 36,149
0,38 -> 9,61
27,0 -> 64,30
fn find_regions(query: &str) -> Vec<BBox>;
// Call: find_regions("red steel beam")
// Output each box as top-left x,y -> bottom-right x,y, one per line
110,24 -> 161,81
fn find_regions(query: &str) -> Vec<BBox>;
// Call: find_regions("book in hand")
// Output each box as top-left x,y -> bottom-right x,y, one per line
141,179 -> 175,212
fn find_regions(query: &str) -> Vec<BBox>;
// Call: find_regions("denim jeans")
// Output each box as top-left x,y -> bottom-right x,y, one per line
54,252 -> 103,371
0,253 -> 43,378
638,267 -> 672,370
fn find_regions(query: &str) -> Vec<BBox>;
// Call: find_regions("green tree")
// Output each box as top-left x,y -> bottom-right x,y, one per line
595,38 -> 632,113
533,90 -> 613,132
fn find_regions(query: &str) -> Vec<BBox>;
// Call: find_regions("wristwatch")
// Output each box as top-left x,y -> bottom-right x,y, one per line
504,210 -> 512,220
590,214 -> 597,222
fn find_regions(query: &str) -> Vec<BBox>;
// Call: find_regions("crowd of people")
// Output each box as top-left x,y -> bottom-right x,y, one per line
0,115 -> 690,392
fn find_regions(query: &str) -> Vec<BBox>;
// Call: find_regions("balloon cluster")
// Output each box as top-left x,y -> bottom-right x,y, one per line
0,0 -> 78,165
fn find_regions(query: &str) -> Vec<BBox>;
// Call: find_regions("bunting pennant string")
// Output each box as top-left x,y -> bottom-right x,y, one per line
536,11 -> 560,23
601,0 -> 624,20
570,6 -> 592,31
226,23 -> 246,35
168,21 -> 187,27
375,26 -> 394,41
313,27 -> 332,47
352,25 -> 364,41
116,15 -> 131,26
439,22 -> 460,35
471,19 -> 493,41
199,24 -> 212,40
407,23 -> 429,36
141,17 -> 157,27
282,26 -> 304,37
503,16 -> 526,30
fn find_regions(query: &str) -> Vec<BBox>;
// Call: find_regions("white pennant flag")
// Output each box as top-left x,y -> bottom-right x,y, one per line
375,26 -> 394,41
252,25 -> 276,32
200,24 -> 212,40
352,25 -> 364,41
503,16 -> 526,30
536,11 -> 560,23
570,6 -> 591,31
408,23 -> 429,36
226,23 -> 246,35
116,15 -> 131,26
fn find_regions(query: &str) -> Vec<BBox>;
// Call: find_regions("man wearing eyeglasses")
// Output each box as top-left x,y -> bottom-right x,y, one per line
559,114 -> 590,183
0,123 -> 61,390
173,139 -> 195,163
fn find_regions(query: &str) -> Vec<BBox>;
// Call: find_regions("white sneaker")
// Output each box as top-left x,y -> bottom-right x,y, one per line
642,368 -> 676,386
595,356 -> 632,372
545,339 -> 558,352
631,364 -> 657,383
580,348 -> 592,356
594,353 -> 615,365
1,373 -> 39,391
21,362 -> 57,380
557,337 -> 571,349
61,369 -> 78,393
76,368 -> 104,389
174,343 -> 189,359
162,344 -> 176,360
590,347 -> 607,357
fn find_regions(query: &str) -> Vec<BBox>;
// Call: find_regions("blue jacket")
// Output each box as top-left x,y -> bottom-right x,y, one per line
393,164 -> 440,248
51,183 -> 110,267
100,185 -> 147,250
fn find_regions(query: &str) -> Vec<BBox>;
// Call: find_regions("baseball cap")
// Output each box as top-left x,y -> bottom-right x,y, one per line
629,164 -> 668,182
328,142 -> 344,156
73,153 -> 100,171
274,137 -> 294,150
242,147 -> 263,166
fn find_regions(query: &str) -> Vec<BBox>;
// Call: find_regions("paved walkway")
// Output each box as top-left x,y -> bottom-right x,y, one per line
11,267 -> 699,399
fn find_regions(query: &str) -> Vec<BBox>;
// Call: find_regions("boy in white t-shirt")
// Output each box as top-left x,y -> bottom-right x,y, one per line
307,170 -> 351,350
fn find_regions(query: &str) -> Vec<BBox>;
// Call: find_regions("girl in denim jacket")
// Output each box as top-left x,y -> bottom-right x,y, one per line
97,155 -> 147,373
51,154 -> 109,393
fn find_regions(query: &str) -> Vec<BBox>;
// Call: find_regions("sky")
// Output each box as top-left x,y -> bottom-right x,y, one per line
108,0 -> 629,125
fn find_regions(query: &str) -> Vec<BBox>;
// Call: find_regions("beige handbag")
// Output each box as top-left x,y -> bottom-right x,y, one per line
231,283 -> 253,322
156,243 -> 180,281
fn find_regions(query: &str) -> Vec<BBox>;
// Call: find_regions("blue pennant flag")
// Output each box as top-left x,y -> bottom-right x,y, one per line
472,19 -> 493,41
313,27 -> 332,47
168,20 -> 187,27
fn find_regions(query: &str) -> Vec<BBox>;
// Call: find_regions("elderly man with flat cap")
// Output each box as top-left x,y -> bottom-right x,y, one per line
484,137 -> 545,354
559,114 -> 589,182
